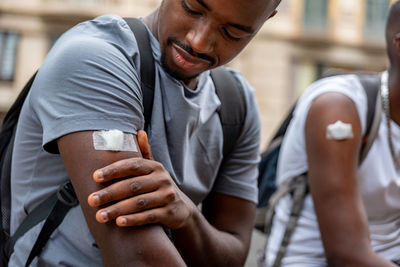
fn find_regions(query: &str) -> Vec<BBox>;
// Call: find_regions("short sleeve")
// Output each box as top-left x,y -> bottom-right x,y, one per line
212,71 -> 261,204
30,17 -> 144,153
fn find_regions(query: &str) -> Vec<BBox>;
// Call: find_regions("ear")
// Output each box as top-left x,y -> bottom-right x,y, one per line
137,130 -> 153,160
394,33 -> 400,55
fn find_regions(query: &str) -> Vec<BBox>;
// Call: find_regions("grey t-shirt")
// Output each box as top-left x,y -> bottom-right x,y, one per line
9,15 -> 261,266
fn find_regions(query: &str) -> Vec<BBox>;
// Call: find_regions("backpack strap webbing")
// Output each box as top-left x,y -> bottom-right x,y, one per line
124,18 -> 156,131
260,74 -> 382,267
271,174 -> 308,267
6,18 -> 156,266
22,182 -> 78,267
357,74 -> 382,163
210,67 -> 247,159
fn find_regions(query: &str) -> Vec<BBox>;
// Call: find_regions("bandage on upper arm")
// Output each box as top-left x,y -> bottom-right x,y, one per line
93,130 -> 138,151
326,120 -> 354,140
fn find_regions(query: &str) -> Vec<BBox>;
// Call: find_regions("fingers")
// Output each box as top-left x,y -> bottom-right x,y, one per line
94,190 -> 173,224
137,130 -> 153,160
88,175 -> 158,207
114,205 -> 188,229
93,158 -> 162,183
115,208 -> 165,227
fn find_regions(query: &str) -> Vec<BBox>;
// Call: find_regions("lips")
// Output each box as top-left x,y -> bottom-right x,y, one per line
171,44 -> 209,71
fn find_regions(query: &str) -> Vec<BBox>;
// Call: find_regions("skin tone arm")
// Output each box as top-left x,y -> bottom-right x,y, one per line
87,131 -> 256,267
305,92 -> 396,267
57,131 -> 186,267
176,192 -> 256,267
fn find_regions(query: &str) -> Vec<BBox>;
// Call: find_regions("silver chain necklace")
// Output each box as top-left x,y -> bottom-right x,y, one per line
380,71 -> 400,169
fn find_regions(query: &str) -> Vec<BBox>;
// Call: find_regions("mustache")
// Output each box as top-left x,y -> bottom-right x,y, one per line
167,37 -> 215,66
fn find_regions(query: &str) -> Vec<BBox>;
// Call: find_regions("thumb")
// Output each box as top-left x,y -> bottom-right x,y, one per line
137,130 -> 153,160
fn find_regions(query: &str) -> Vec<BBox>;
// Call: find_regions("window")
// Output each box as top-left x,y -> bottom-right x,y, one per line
365,0 -> 390,40
0,31 -> 19,81
303,0 -> 329,33
292,60 -> 326,99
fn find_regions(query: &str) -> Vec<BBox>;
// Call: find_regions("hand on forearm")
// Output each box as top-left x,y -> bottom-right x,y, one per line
86,130 -> 255,266
88,157 -> 197,229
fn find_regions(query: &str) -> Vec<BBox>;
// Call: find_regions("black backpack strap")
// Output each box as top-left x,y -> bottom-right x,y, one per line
23,182 -> 78,267
356,74 -> 382,163
123,18 -> 156,131
0,126 -> 16,243
210,67 -> 247,159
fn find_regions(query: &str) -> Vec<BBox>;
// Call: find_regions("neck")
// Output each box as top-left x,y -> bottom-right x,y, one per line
142,9 -> 159,41
183,77 -> 199,90
388,67 -> 400,124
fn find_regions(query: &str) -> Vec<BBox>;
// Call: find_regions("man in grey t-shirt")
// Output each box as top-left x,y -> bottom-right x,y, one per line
10,0 -> 281,266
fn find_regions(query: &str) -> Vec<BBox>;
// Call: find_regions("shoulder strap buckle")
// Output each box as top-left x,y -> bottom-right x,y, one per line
57,182 -> 78,207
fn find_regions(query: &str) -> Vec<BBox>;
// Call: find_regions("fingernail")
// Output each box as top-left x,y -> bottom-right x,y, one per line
118,217 -> 127,226
93,170 -> 104,181
100,211 -> 108,222
91,194 -> 100,206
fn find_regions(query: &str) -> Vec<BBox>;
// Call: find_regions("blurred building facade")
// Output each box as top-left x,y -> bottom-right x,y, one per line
0,0 -> 396,145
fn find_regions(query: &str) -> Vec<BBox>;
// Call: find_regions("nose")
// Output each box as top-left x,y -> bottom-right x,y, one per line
186,21 -> 215,54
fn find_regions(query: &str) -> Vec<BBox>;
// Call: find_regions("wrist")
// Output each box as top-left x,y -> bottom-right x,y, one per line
171,201 -> 200,234
181,200 -> 199,230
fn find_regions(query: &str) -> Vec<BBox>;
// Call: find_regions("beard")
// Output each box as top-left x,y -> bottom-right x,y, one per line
160,52 -> 198,82
160,37 -> 215,82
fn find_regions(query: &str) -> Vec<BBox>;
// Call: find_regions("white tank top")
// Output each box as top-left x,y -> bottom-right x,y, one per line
265,74 -> 400,266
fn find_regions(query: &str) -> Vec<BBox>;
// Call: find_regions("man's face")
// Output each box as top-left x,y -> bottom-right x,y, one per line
155,0 -> 278,81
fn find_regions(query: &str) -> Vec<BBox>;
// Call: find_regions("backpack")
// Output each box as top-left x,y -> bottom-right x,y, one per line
0,18 -> 247,266
256,73 -> 382,266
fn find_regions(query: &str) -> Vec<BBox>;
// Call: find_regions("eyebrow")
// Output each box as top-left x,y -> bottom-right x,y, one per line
197,0 -> 210,10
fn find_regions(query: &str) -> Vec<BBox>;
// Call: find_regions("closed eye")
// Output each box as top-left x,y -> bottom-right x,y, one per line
181,0 -> 202,16
222,28 -> 242,42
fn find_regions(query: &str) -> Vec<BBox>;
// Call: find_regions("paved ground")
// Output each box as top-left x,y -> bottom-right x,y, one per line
245,229 -> 267,267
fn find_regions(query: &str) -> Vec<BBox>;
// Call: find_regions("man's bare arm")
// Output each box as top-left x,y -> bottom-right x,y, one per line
173,192 -> 256,267
86,132 -> 255,266
57,131 -> 186,267
88,164 -> 255,267
305,92 -> 395,267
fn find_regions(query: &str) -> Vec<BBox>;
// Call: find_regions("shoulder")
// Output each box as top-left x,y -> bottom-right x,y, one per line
223,68 -> 256,98
219,68 -> 259,116
224,68 -> 261,126
44,15 -> 139,72
32,14 -> 142,97
294,74 -> 369,133
299,74 -> 366,105
27,15 -> 146,151
214,68 -> 261,158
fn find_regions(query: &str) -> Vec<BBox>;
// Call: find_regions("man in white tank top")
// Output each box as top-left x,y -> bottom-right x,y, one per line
265,2 -> 400,266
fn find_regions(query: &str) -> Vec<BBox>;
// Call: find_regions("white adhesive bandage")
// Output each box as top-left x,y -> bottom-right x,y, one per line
326,120 -> 354,140
93,130 -> 138,152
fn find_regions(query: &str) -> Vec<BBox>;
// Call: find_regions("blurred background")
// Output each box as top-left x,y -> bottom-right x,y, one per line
0,0 -> 396,265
